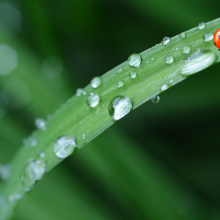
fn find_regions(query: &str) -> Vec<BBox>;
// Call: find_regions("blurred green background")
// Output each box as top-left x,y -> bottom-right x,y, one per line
0,0 -> 220,219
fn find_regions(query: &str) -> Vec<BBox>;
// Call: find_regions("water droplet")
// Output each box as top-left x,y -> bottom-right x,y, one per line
0,164 -> 10,180
28,137 -> 37,147
9,193 -> 22,202
181,45 -> 191,54
108,95 -> 132,121
162,37 -> 171,45
170,79 -> 173,83
181,49 -> 216,75
151,96 -> 160,103
91,77 -> 102,88
165,55 -> 174,64
83,91 -> 86,95
151,57 -> 154,61
128,54 -> 141,67
117,68 -> 123,73
54,135 -> 77,158
197,22 -> 205,29
117,80 -> 124,88
203,32 -> 213,42
76,88 -> 83,96
161,84 -> 168,91
39,151 -> 45,158
180,32 -> 186,39
175,48 -> 178,50
130,71 -> 137,79
21,159 -> 46,191
35,118 -> 46,131
82,134 -> 86,139
86,93 -> 100,107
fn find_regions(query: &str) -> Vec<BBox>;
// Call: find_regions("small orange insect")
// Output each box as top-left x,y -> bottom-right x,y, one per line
213,29 -> 220,51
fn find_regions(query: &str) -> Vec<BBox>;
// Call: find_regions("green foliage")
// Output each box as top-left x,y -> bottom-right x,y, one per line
0,1 -> 220,219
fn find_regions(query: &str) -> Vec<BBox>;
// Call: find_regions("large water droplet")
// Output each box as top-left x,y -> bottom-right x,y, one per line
86,93 -> 100,107
181,49 -> 216,75
197,22 -> 205,29
151,96 -> 160,103
203,32 -> 213,42
0,164 -> 10,180
128,54 -> 141,67
21,159 -> 46,191
161,84 -> 168,91
130,71 -> 137,79
54,135 -> 77,158
165,55 -> 174,64
181,45 -> 191,54
117,80 -> 124,88
91,77 -> 102,88
35,118 -> 46,131
108,95 -> 132,121
162,37 -> 171,45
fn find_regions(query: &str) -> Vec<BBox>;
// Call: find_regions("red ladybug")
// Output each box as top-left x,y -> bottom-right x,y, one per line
213,29 -> 220,51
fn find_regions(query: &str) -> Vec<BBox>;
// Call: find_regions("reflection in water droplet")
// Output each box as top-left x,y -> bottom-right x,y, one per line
130,72 -> 137,79
161,84 -> 168,91
35,118 -> 46,131
203,33 -> 213,42
21,159 -> 46,191
117,80 -> 124,88
91,77 -> 102,88
165,55 -> 174,64
181,49 -> 216,75
197,22 -> 205,29
162,37 -> 171,45
108,95 -> 132,121
117,68 -> 123,73
181,45 -> 191,54
151,96 -> 160,103
86,93 -> 100,107
0,45 -> 17,75
0,164 -> 11,180
54,135 -> 77,158
128,54 -> 141,67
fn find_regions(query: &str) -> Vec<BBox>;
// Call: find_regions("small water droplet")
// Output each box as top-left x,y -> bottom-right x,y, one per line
54,135 -> 77,158
9,193 -> 22,202
38,151 -> 45,158
117,80 -> 124,88
128,54 -> 142,67
170,79 -> 173,83
151,57 -> 154,61
180,32 -> 186,39
86,93 -> 100,107
161,84 -> 168,91
91,77 -> 102,88
203,32 -> 213,42
181,45 -> 191,54
108,95 -> 132,121
76,88 -> 83,96
181,49 -> 216,75
35,118 -> 46,131
82,134 -> 86,139
151,96 -> 160,103
130,71 -> 137,79
21,159 -> 46,191
197,22 -> 205,29
175,48 -> 178,50
0,164 -> 10,180
165,55 -> 174,64
162,37 -> 171,45
117,68 -> 123,73
83,91 -> 86,95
